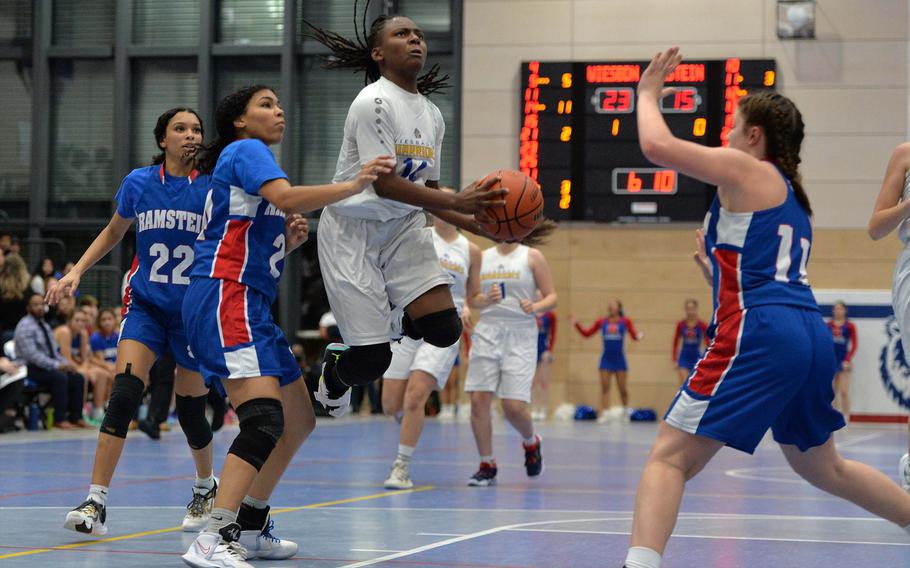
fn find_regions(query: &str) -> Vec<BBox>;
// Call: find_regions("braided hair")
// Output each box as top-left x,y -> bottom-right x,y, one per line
737,91 -> 811,215
196,85 -> 273,174
151,107 -> 204,166
301,0 -> 450,96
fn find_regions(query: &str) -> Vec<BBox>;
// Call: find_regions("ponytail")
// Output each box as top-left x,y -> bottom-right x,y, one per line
738,91 -> 811,215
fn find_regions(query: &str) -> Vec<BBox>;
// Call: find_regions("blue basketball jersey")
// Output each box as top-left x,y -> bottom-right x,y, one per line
703,175 -> 818,327
89,330 -> 119,363
116,164 -> 209,314
190,139 -> 289,303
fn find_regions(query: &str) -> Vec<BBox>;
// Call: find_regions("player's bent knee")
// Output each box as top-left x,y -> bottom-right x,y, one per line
411,308 -> 462,348
228,398 -> 284,470
100,372 -> 145,438
339,343 -> 393,386
175,394 -> 213,450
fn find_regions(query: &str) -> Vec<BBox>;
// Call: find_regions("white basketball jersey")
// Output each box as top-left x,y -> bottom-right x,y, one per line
899,171 -> 910,245
433,231 -> 470,315
478,245 -> 536,326
329,76 -> 445,222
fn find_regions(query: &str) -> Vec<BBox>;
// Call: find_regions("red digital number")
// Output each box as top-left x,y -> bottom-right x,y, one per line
626,171 -> 642,192
602,89 -> 632,112
674,89 -> 695,111
655,170 -> 676,192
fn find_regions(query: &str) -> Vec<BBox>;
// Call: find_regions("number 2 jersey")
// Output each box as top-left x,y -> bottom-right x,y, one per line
117,163 -> 210,314
703,173 -> 819,328
190,139 -> 289,303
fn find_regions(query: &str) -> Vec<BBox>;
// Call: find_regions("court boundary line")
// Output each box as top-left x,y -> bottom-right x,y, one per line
0,485 -> 434,561
337,514 -> 907,568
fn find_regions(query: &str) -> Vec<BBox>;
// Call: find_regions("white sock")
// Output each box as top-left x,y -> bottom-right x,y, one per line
194,474 -> 216,491
625,546 -> 661,568
206,508 -> 237,535
92,407 -> 104,420
242,495 -> 269,510
480,454 -> 494,464
523,433 -> 538,446
397,444 -> 415,463
88,484 -> 108,506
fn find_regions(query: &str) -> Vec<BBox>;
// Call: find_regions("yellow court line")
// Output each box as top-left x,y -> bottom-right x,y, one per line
0,485 -> 434,561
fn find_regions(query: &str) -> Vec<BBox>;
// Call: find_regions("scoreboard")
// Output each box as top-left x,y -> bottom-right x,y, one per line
518,59 -> 777,223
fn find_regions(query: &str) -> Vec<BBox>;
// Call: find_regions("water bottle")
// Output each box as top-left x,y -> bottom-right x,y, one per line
46,407 -> 54,429
27,403 -> 39,431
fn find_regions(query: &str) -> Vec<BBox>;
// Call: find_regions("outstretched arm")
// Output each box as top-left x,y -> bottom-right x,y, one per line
46,213 -> 133,305
637,48 -> 759,192
868,143 -> 910,240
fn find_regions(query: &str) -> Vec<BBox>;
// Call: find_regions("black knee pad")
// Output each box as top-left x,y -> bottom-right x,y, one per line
410,308 -> 462,348
176,394 -> 213,450
100,373 -> 145,438
336,343 -> 393,387
228,398 -> 284,471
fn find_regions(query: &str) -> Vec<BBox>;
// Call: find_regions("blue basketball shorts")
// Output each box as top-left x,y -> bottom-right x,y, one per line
120,296 -> 198,372
665,305 -> 845,454
182,277 -> 300,391
599,350 -> 627,372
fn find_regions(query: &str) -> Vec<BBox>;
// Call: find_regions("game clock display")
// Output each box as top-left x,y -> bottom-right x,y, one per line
519,58 -> 777,223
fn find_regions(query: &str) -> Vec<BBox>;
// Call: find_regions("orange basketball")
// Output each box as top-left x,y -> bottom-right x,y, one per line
477,169 -> 544,241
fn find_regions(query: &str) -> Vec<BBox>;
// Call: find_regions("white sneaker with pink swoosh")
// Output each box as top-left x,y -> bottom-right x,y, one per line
182,528 -> 252,568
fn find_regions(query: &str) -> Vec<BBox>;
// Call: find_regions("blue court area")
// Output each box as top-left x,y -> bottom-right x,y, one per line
0,418 -> 907,567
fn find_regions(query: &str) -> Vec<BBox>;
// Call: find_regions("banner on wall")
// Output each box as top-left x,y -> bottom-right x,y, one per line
814,289 -> 909,423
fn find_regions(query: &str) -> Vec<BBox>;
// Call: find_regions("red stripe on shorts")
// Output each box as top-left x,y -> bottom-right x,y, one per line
218,280 -> 251,348
687,309 -> 744,397
714,248 -> 742,323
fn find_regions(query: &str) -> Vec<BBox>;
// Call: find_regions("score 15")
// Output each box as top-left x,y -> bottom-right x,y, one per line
659,87 -> 701,113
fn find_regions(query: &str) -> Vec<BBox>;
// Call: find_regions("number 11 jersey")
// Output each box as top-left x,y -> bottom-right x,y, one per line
702,170 -> 819,327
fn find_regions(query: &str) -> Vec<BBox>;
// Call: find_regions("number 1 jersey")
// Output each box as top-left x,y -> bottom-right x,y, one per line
116,164 -> 210,314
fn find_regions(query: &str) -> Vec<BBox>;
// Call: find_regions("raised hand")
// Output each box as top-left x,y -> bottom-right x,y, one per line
285,214 -> 310,251
638,47 -> 683,99
351,156 -> 396,192
453,176 -> 508,214
46,272 -> 81,306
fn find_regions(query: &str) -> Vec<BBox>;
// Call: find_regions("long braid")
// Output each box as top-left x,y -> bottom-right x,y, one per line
301,2 -> 450,96
739,91 -> 811,215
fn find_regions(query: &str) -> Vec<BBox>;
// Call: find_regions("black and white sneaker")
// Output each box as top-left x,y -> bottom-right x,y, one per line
64,498 -> 108,536
467,462 -> 498,487
314,343 -> 351,417
523,435 -> 543,477
183,480 -> 218,532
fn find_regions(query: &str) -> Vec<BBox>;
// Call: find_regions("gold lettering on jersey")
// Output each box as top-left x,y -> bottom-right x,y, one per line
439,258 -> 465,275
481,271 -> 521,280
394,144 -> 435,159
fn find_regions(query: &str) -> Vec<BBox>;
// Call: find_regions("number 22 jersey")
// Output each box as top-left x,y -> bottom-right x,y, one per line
117,163 -> 210,314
